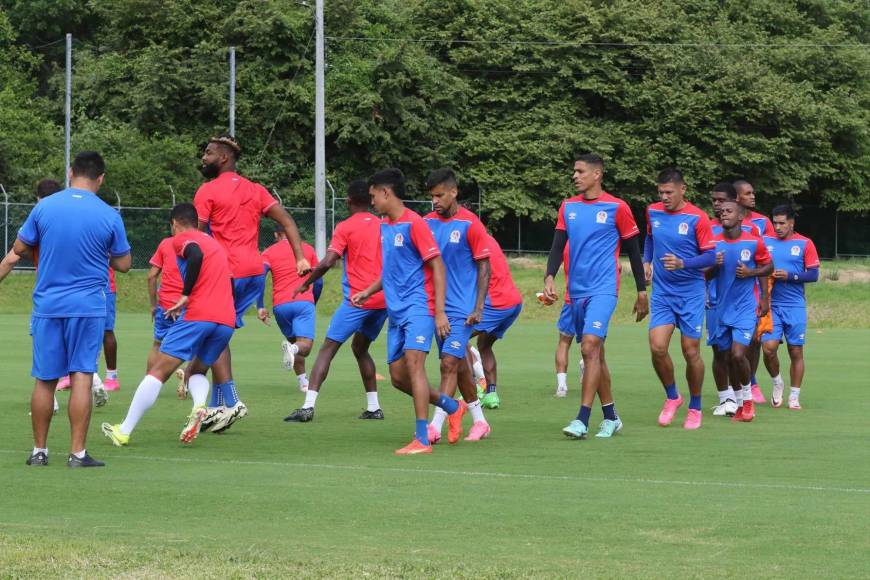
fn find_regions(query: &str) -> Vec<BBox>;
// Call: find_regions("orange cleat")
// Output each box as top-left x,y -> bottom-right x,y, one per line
395,439 -> 433,455
733,400 -> 755,422
447,400 -> 467,444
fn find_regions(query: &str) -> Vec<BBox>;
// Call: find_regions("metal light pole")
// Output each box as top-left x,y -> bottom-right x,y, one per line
64,33 -> 72,188
313,0 -> 326,258
229,46 -> 236,137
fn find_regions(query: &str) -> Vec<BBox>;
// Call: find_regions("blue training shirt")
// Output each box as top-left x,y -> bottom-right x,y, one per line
424,207 -> 491,319
646,201 -> 715,296
380,208 -> 441,320
18,188 -> 131,318
711,232 -> 771,327
764,233 -> 820,307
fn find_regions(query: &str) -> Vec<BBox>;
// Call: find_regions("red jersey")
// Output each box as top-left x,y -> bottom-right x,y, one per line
263,240 -> 319,306
193,171 -> 279,278
748,210 -> 776,237
108,267 -> 116,293
485,235 -> 522,309
172,230 -> 235,328
328,211 -> 386,310
149,237 -> 184,310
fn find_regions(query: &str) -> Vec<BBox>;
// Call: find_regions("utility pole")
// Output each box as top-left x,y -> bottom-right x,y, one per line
65,33 -> 72,187
314,0 -> 326,258
229,46 -> 236,137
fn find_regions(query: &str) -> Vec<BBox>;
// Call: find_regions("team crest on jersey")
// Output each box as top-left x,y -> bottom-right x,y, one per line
678,222 -> 689,235
767,245 -> 774,253
568,212 -> 577,220
740,249 -> 751,262
652,219 -> 661,228
393,233 -> 404,247
596,211 -> 607,224
791,245 -> 801,256
449,230 -> 461,243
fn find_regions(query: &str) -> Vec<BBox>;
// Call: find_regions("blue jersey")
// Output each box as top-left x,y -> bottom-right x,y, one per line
646,201 -> 714,296
424,207 -> 491,319
712,232 -> 771,327
707,218 -> 761,307
17,188 -> 130,318
380,208 -> 441,320
556,192 -> 639,298
764,234 -> 819,307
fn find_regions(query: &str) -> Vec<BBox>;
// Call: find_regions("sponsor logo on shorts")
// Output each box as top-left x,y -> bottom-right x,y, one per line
799,333 -> 805,340
596,211 -> 607,224
449,340 -> 461,349
449,230 -> 461,243
791,245 -> 801,256
740,249 -> 751,261
592,321 -> 602,329
415,335 -> 426,344
743,331 -> 751,340
678,222 -> 689,235
394,233 -> 404,247
695,325 -> 702,333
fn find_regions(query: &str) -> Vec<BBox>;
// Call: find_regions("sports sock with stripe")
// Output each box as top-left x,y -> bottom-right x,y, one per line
601,402 -> 617,421
485,383 -> 497,394
576,405 -> 592,427
218,381 -> 239,407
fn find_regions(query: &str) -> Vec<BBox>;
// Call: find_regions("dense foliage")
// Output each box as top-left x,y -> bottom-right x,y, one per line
1,0 -> 867,222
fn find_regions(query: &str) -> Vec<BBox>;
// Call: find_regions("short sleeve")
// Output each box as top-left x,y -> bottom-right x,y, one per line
755,239 -> 771,265
694,213 -> 715,251
17,206 -> 40,246
109,212 -> 131,257
555,201 -> 567,231
259,185 -> 279,215
261,248 -> 272,269
804,240 -> 820,269
173,235 -> 196,258
616,200 -> 640,239
149,248 -> 163,268
467,218 -> 491,260
327,222 -> 349,256
410,218 -> 441,262
193,186 -> 212,223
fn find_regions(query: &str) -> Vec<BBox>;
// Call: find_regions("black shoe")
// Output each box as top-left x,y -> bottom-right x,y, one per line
26,451 -> 48,466
67,453 -> 105,468
358,409 -> 384,420
284,407 -> 314,422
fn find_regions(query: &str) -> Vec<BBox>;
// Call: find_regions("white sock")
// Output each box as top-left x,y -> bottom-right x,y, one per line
718,389 -> 729,404
468,399 -> 486,423
72,449 -> 86,459
32,447 -> 47,456
472,360 -> 485,382
790,387 -> 800,399
732,386 -> 742,404
290,342 -> 299,355
297,373 -> 309,389
556,373 -> 568,389
106,369 -> 118,380
120,375 -> 163,434
302,389 -> 318,409
365,391 -> 380,412
188,374 -> 209,407
772,374 -> 784,387
741,383 -> 752,403
53,396 -> 59,412
431,407 -> 447,431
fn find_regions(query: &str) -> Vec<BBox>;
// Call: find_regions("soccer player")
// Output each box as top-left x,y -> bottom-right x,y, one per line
193,134 -> 310,432
553,244 -> 584,398
643,169 -> 715,429
256,228 -> 319,393
15,152 -> 131,467
283,180 -> 388,422
423,168 -> 492,444
707,200 -> 772,422
146,234 -> 184,371
761,205 -> 819,409
734,179 -> 775,404
472,233 -> 523,409
102,203 -> 236,446
351,168 -> 460,455
543,153 -> 648,440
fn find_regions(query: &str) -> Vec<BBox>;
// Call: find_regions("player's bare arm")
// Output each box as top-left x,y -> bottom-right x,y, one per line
147,265 -> 161,319
265,204 -> 310,276
466,257 -> 490,326
110,253 -> 132,272
11,239 -> 34,261
0,249 -> 22,284
293,250 -> 340,298
428,255 -> 451,339
351,277 -> 382,307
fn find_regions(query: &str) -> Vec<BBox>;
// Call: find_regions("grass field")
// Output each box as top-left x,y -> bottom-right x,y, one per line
1,263 -> 869,577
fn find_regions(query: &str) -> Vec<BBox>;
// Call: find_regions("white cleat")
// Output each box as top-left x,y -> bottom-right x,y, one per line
554,386 -> 568,398
92,375 -> 109,407
200,406 -> 226,432
771,382 -> 784,408
211,402 -> 248,433
281,340 -> 295,371
712,400 -> 738,417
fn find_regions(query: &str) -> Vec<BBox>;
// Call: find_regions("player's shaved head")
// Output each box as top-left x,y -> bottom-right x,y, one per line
36,179 -> 62,199
426,167 -> 458,191
71,151 -> 105,180
368,168 -> 406,199
170,203 -> 199,228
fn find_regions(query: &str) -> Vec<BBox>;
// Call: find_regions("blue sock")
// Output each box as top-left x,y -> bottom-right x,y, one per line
751,374 -> 758,386
436,394 -> 459,415
218,381 -> 238,407
664,382 -> 679,400
576,405 -> 592,427
209,386 -> 220,407
415,419 -> 429,445
602,403 -> 617,421
689,394 -> 702,410
486,383 -> 497,394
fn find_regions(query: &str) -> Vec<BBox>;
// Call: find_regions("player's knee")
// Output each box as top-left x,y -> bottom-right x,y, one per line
439,356 -> 459,374
580,339 -> 601,360
296,340 -> 313,357
649,341 -> 669,359
681,342 -> 701,362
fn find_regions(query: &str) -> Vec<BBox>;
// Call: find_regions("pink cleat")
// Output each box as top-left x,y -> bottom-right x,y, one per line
683,408 -> 702,430
103,377 -> 120,392
56,376 -> 71,390
464,421 -> 491,441
657,395 -> 684,426
751,384 -> 766,404
427,423 -> 442,445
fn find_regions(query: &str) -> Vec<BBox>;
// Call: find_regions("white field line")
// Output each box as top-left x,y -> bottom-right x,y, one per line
3,449 -> 868,495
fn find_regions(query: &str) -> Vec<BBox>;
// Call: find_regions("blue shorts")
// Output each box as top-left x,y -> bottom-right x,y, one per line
153,306 -> 177,342
105,292 -> 117,331
569,295 -> 618,340
475,303 -> 522,339
650,291 -> 705,339
387,314 -> 434,364
557,303 -> 575,337
711,318 -> 756,351
761,304 -> 807,346
705,308 -> 719,347
325,301 -> 388,343
274,301 -> 316,341
233,274 -> 266,328
437,317 -> 475,359
160,320 -> 234,366
30,316 -> 104,380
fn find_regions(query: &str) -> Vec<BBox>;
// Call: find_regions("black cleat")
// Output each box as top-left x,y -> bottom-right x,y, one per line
26,451 -> 48,466
284,407 -> 314,422
358,409 -> 384,420
67,453 -> 105,468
